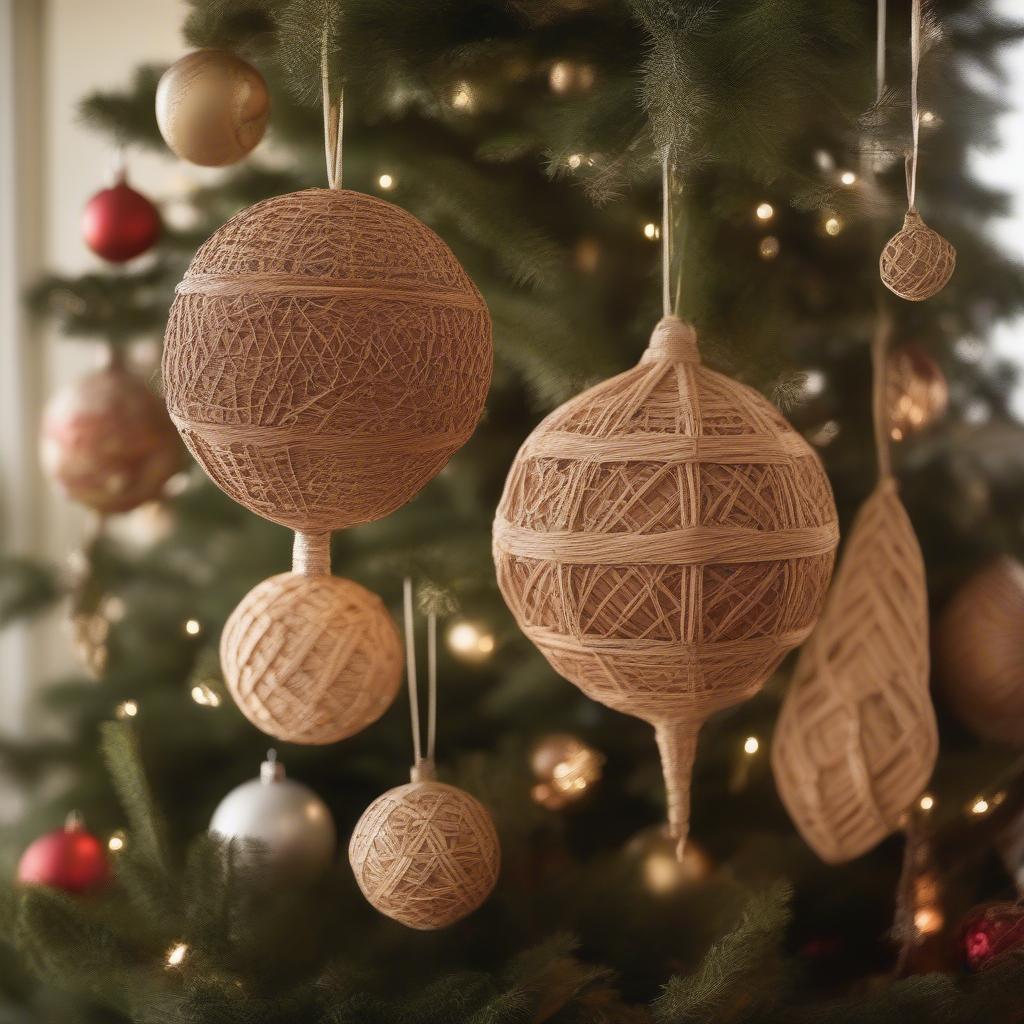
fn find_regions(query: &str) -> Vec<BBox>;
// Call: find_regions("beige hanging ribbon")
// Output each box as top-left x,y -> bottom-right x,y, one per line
321,26 -> 344,189
403,578 -> 438,782
906,0 -> 922,211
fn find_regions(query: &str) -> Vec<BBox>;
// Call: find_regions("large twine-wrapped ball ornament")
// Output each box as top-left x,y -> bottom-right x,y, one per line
493,315 -> 838,854
880,210 -> 956,302
40,364 -> 179,515
349,774 -> 500,930
156,49 -> 269,167
887,343 -> 949,441
772,480 -> 938,863
163,189 -> 492,532
221,542 -> 403,744
936,557 -> 1024,745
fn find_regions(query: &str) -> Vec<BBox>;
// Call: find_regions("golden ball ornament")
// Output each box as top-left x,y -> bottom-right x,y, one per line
163,188 -> 493,533
887,343 -> 948,440
494,315 -> 838,854
156,49 -> 269,167
936,557 -> 1024,745
349,773 -> 500,930
221,566 -> 403,745
529,733 -> 604,809
880,210 -> 956,302
40,363 -> 179,515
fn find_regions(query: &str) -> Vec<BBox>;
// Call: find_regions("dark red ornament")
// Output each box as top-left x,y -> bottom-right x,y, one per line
17,814 -> 109,893
81,173 -> 161,263
960,901 -> 1024,972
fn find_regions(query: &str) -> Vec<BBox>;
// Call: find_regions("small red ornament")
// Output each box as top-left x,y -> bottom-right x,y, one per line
960,901 -> 1024,972
81,172 -> 160,263
17,813 -> 109,893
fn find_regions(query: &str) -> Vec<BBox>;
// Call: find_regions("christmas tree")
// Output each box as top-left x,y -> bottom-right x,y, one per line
3,0 -> 1024,1021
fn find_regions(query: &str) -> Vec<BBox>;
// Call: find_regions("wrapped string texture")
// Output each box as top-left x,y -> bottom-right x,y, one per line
221,573 -> 403,745
493,315 -> 838,853
937,557 -> 1024,745
348,780 -> 500,930
163,188 -> 493,532
880,211 -> 956,302
772,480 -> 938,863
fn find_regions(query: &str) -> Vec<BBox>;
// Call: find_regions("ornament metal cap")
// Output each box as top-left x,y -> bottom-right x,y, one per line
640,315 -> 701,365
260,749 -> 285,784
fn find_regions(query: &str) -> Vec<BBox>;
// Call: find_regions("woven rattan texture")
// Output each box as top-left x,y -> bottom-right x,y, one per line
349,780 -> 500,930
493,316 -> 838,850
772,481 -> 938,863
880,211 -> 956,302
221,572 -> 403,745
156,49 -> 269,167
163,188 -> 492,532
937,557 -> 1024,745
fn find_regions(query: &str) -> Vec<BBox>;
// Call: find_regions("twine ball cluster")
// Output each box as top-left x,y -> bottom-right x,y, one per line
880,210 -> 956,302
887,343 -> 949,439
221,572 -> 403,744
936,557 -> 1024,746
156,49 -> 269,167
349,778 -> 500,930
40,364 -> 179,515
494,315 -> 838,853
772,480 -> 938,863
163,188 -> 492,533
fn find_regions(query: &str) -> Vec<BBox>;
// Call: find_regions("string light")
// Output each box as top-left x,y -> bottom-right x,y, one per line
920,110 -> 937,125
919,794 -> 935,811
643,222 -> 660,241
549,60 -> 595,95
814,149 -> 836,172
914,905 -> 944,935
839,170 -> 858,186
184,618 -> 202,637
446,620 -> 496,662
755,202 -> 774,221
102,595 -> 126,622
107,830 -> 126,852
971,797 -> 990,816
810,420 -> 840,447
567,153 -> 583,170
890,426 -> 904,442
451,82 -> 475,111
376,173 -> 395,190
116,700 -> 138,719
743,736 -> 760,755
191,682 -> 221,708
165,942 -> 189,968
824,215 -> 843,237
758,236 -> 780,260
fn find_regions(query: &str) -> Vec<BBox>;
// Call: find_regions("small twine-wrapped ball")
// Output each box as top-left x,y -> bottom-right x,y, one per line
936,557 -> 1024,745
349,772 -> 500,930
221,554 -> 403,744
163,188 -> 492,532
40,364 -> 179,514
494,315 -> 838,854
880,210 -> 956,302
156,49 -> 269,167
772,480 -> 938,863
887,343 -> 948,440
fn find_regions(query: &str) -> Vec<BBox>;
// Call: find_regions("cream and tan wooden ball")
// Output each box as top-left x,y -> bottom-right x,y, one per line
493,315 -> 838,855
880,210 -> 956,302
163,188 -> 493,533
156,49 -> 269,167
772,480 -> 938,863
936,556 -> 1024,745
221,565 -> 403,744
349,777 -> 500,930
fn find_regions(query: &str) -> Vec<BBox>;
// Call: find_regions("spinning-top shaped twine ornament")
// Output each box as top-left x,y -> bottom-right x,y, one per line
349,581 -> 500,929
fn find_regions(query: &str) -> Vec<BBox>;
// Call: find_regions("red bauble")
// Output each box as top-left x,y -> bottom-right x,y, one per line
81,174 -> 161,262
960,902 -> 1024,972
17,817 -> 109,893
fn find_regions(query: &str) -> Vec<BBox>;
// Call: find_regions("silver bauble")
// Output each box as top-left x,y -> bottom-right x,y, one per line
210,751 -> 336,879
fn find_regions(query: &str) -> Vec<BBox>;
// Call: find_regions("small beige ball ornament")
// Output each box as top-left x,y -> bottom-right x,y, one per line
156,49 -> 269,167
880,210 -> 956,302
163,188 -> 492,533
221,534 -> 403,744
349,763 -> 500,930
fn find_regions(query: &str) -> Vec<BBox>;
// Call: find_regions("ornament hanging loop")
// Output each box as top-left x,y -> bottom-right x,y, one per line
403,578 -> 438,782
906,0 -> 922,211
321,26 -> 344,189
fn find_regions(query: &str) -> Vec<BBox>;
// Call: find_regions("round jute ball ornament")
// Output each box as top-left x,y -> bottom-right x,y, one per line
163,188 -> 492,533
493,315 -> 839,855
40,363 -> 179,515
156,49 -> 269,167
936,556 -> 1024,746
880,210 -> 956,302
349,768 -> 500,930
221,539 -> 403,745
772,480 -> 938,863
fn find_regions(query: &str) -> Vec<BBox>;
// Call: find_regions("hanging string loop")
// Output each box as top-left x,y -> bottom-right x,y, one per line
906,0 -> 922,211
320,26 -> 344,189
403,578 -> 438,783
